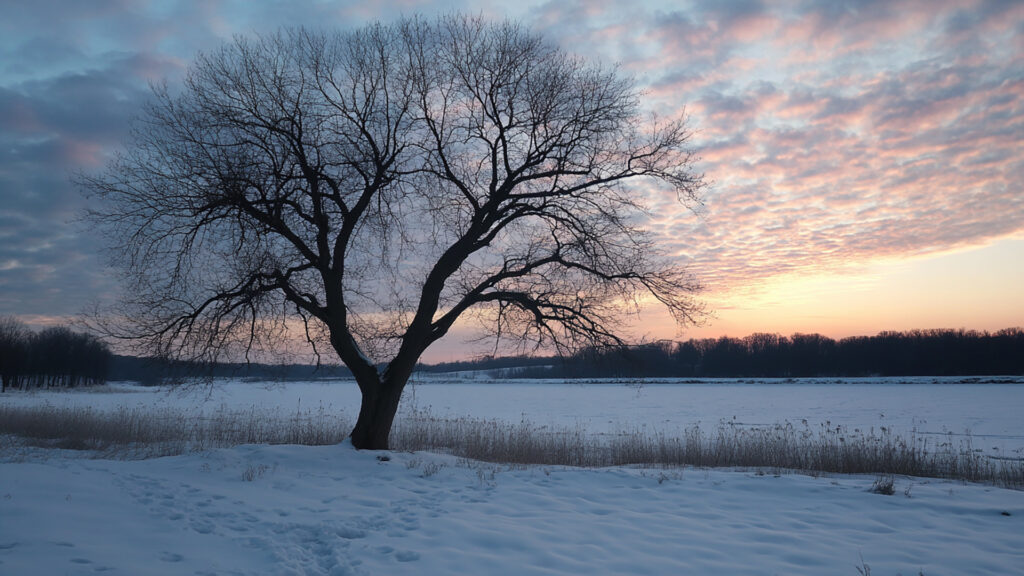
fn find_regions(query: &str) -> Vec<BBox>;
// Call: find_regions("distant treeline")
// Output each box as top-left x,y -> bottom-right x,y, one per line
5,321 -> 1021,389
0,317 -> 113,391
427,329 -> 1024,378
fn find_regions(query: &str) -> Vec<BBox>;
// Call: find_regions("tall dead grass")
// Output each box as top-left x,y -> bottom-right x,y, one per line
392,411 -> 1024,489
0,404 -> 349,458
1,403 -> 1021,488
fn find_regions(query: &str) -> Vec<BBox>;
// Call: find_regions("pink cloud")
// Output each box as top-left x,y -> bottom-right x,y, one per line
647,40 -> 1024,293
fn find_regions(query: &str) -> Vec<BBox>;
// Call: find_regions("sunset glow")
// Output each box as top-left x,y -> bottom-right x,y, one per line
1,0 -> 1021,362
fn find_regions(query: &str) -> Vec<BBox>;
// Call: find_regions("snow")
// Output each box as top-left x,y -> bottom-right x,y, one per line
2,378 -> 1024,575
7,377 -> 1024,455
2,442 -> 1023,575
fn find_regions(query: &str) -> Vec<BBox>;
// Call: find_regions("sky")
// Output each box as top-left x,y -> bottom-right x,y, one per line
1,0 -> 1022,362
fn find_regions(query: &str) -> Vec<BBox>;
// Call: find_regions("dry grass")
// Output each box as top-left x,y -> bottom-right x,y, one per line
0,404 -> 349,459
392,410 -> 1024,489
1,403 -> 1021,488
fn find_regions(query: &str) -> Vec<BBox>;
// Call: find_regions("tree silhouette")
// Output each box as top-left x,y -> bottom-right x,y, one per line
0,316 -> 30,392
520,329 -> 1024,378
81,16 -> 705,449
0,318 -> 111,390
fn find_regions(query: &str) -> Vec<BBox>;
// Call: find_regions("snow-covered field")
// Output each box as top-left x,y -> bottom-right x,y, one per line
2,378 -> 1024,575
6,376 -> 1023,454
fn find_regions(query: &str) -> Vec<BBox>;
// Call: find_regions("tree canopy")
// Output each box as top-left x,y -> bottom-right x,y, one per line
82,15 -> 705,448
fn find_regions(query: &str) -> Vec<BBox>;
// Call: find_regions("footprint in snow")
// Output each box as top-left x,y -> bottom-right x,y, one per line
191,520 -> 215,534
158,551 -> 184,563
335,526 -> 367,539
395,550 -> 420,562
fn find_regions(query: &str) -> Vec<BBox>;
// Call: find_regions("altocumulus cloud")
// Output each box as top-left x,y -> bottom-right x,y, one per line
0,0 -> 1021,321
625,0 -> 1024,292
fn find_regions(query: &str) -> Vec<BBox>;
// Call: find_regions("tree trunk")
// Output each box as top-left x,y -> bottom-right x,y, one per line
349,376 -> 406,450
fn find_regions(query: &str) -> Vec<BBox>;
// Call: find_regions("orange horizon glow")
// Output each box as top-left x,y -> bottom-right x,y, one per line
11,237 -> 1024,364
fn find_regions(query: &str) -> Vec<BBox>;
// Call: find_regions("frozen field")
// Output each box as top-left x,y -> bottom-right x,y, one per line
2,377 -> 1023,575
5,376 -> 1024,455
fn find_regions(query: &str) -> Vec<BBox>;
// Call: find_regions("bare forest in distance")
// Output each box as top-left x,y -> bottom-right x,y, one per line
420,328 -> 1024,379
2,320 -> 1022,390
106,327 -> 1024,383
0,317 -> 112,392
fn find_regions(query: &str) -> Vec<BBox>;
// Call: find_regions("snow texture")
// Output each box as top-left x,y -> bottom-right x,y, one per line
2,442 -> 1023,575
2,379 -> 1023,575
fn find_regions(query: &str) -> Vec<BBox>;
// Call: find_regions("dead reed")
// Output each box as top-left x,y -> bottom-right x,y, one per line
0,403 -> 349,458
1,403 -> 1021,488
392,410 -> 1024,489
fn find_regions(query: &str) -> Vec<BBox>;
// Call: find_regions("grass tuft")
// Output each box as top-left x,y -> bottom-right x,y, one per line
869,475 -> 896,495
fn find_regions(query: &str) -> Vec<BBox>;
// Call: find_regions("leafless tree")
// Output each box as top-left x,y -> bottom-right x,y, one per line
28,326 -> 111,388
0,316 -> 30,392
80,15 -> 705,449
0,318 -> 111,391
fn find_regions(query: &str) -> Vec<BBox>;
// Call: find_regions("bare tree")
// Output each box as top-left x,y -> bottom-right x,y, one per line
0,319 -> 111,390
80,15 -> 705,449
28,326 -> 111,388
0,316 -> 30,392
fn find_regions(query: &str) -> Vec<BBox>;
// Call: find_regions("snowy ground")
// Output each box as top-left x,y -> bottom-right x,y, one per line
2,378 -> 1024,574
2,442 -> 1023,575
5,377 -> 1023,454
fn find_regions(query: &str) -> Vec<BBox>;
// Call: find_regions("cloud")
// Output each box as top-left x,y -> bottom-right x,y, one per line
0,53 -> 161,317
612,0 -> 1024,296
0,0 -> 496,320
0,0 -> 1021,330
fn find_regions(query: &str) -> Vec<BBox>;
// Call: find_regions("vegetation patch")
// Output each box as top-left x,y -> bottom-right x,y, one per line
869,475 -> 896,495
1,403 -> 1020,489
393,410 -> 1023,489
0,404 -> 349,459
